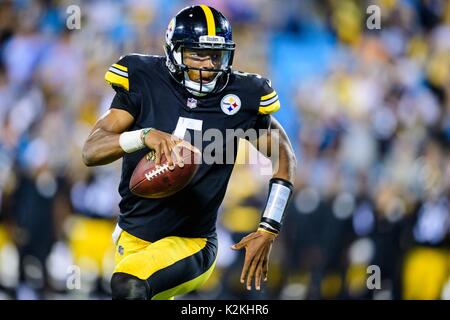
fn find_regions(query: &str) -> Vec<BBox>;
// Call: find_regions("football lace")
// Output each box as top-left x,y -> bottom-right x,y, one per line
145,163 -> 170,180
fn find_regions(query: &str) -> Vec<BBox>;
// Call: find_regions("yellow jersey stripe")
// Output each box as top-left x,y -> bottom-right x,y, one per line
112,63 -> 128,72
200,5 -> 216,36
105,71 -> 129,91
258,100 -> 280,114
261,90 -> 277,101
260,95 -> 278,106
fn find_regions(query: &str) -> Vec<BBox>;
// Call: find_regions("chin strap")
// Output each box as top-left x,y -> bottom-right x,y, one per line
183,71 -> 219,96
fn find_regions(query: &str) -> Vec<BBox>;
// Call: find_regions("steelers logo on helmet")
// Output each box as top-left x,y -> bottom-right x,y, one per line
221,94 -> 241,115
166,18 -> 175,42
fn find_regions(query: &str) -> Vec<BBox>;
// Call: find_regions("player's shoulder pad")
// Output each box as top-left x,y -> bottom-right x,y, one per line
104,54 -> 163,92
231,70 -> 280,115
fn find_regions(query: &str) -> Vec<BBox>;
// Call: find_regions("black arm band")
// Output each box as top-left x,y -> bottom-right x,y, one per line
259,178 -> 294,234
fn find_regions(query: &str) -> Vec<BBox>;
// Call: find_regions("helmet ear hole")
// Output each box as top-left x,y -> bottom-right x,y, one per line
173,47 -> 183,66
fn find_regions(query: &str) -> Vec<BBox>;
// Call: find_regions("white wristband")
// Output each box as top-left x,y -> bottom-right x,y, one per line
262,183 -> 291,223
119,129 -> 145,153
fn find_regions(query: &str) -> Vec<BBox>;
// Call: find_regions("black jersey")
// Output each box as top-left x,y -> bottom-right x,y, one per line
104,54 -> 280,242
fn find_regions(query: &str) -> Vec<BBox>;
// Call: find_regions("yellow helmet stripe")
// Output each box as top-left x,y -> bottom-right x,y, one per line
200,5 -> 216,36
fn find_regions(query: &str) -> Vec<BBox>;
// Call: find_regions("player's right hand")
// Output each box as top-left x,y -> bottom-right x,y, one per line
231,229 -> 276,291
143,128 -> 185,170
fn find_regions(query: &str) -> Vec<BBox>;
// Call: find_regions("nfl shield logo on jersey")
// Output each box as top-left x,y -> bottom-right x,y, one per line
220,94 -> 241,115
187,97 -> 198,109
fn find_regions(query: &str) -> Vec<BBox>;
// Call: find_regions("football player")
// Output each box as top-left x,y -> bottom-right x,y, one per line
82,5 -> 296,300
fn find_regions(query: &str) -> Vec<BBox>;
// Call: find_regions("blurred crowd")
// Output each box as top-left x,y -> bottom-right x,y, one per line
0,0 -> 449,300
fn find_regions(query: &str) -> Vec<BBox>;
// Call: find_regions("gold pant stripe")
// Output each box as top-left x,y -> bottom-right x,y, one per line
200,5 -> 216,36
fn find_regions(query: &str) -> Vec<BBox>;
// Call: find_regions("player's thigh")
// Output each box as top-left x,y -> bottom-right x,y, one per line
113,235 -> 217,299
114,228 -> 150,266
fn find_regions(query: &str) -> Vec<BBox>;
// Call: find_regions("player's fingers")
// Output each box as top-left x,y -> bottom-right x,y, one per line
178,140 -> 197,153
240,252 -> 255,284
263,261 -> 268,281
255,251 -> 265,290
231,233 -> 260,250
162,141 -> 175,170
153,144 -> 161,166
171,142 -> 184,168
262,250 -> 269,281
231,242 -> 245,250
258,246 -> 269,283
231,239 -> 245,250
246,248 -> 264,290
231,238 -> 251,250
170,134 -> 182,143
165,139 -> 175,158
179,141 -> 201,166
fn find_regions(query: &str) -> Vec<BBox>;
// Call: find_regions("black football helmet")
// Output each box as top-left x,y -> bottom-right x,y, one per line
164,5 -> 235,96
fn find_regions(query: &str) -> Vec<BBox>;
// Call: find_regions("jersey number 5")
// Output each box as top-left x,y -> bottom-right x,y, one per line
173,117 -> 203,139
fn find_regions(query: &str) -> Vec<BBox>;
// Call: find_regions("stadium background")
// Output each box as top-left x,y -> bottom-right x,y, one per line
0,0 -> 449,300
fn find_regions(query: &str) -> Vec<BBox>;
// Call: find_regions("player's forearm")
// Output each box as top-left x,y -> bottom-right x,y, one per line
258,130 -> 296,236
272,139 -> 296,185
270,119 -> 296,185
82,128 -> 125,166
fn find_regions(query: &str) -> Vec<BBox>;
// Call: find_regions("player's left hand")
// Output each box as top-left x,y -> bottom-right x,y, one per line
231,229 -> 276,291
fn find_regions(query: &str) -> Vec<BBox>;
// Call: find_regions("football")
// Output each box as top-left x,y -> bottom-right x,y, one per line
129,142 -> 202,198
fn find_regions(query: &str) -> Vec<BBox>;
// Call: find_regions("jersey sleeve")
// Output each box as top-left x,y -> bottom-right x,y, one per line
105,56 -> 130,91
258,79 -> 280,115
249,78 -> 279,131
110,89 -> 141,118
105,55 -> 141,118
